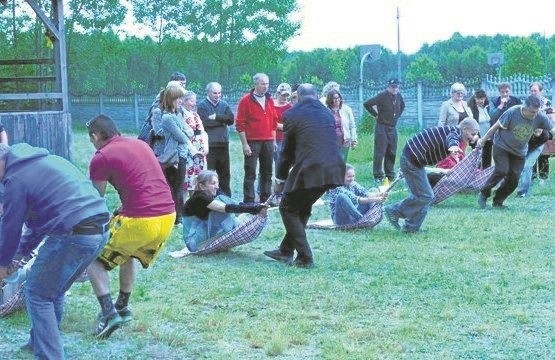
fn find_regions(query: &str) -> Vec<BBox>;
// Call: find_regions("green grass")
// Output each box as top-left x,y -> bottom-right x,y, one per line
1,128 -> 554,359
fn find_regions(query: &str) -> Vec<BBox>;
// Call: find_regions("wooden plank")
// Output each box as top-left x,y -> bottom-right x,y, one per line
0,76 -> 56,83
0,93 -> 63,100
0,58 -> 54,65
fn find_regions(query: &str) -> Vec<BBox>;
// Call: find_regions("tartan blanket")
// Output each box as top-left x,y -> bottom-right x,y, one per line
0,258 -> 30,318
306,203 -> 383,230
191,213 -> 269,255
432,148 -> 494,205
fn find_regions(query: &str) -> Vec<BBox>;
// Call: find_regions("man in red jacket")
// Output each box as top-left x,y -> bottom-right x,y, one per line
236,73 -> 278,203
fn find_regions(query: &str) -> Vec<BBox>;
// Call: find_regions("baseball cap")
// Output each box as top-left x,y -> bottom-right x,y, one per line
276,83 -> 292,95
388,78 -> 400,87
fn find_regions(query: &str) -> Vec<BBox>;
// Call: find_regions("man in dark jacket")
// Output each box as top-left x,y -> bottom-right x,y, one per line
197,82 -> 235,196
0,143 -> 109,359
363,78 -> 405,184
264,84 -> 345,268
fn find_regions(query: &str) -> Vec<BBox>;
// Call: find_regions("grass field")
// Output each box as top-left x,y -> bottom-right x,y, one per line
1,127 -> 554,359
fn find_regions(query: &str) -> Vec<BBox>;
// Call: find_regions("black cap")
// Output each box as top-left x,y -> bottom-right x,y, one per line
388,78 -> 400,87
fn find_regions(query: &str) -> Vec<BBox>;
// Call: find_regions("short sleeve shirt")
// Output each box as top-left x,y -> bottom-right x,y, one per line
494,106 -> 552,157
90,136 -> 175,217
183,191 -> 214,220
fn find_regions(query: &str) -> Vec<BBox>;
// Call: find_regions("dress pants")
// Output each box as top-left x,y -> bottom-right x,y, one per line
207,145 -> 231,196
278,187 -> 327,261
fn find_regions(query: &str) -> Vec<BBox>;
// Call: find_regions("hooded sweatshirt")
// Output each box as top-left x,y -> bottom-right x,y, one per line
0,143 -> 108,266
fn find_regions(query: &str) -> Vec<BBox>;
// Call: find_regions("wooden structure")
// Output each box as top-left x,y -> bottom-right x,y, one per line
0,0 -> 72,159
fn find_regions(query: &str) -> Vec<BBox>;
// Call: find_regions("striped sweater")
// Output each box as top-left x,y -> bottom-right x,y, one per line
402,126 -> 463,167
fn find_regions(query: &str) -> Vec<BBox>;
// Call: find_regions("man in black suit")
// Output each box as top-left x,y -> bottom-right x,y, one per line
264,84 -> 345,268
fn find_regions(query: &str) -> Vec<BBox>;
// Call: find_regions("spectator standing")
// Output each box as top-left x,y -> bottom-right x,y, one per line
467,89 -> 491,137
529,81 -> 553,181
274,83 -> 293,172
0,143 -> 109,359
319,81 -> 340,104
181,91 -> 209,195
438,82 -> 472,127
477,96 -> 555,208
384,118 -> 479,233
516,128 -> 551,197
264,84 -> 345,268
158,82 -> 193,224
197,82 -> 235,196
236,73 -> 278,203
86,115 -> 176,338
326,89 -> 357,162
487,82 -> 522,168
363,78 -> 405,184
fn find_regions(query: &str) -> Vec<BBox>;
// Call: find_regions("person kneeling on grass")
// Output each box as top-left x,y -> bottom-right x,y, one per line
181,170 -> 268,252
327,164 -> 387,226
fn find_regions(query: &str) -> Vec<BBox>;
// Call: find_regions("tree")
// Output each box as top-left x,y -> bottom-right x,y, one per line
183,0 -> 300,84
405,54 -> 442,84
502,37 -> 544,77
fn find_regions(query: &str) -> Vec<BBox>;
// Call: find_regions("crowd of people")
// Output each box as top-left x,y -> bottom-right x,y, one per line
0,71 -> 554,358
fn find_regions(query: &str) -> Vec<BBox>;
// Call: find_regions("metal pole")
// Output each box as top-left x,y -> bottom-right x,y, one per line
397,6 -> 401,81
359,52 -> 371,118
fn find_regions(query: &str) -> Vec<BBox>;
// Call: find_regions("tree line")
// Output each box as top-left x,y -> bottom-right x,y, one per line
1,0 -> 554,96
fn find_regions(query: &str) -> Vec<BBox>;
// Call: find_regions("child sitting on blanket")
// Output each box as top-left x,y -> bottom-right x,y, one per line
180,170 -> 267,252
426,139 -> 468,187
327,164 -> 387,226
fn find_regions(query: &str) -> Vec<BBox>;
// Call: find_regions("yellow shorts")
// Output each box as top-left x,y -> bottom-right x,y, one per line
98,212 -> 176,270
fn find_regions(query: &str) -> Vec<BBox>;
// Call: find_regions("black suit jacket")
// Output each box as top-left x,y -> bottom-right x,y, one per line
277,98 -> 345,193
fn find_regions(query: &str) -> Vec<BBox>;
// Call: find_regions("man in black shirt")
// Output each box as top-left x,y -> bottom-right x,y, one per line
363,78 -> 405,184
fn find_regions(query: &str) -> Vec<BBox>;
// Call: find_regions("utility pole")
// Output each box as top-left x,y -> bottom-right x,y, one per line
396,6 -> 401,81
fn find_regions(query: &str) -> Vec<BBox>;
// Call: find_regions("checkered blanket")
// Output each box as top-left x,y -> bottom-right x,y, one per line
306,203 -> 383,230
0,258 -> 29,318
191,213 -> 269,255
432,148 -> 494,205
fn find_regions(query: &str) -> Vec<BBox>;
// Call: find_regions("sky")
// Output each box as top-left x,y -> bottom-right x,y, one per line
287,0 -> 555,54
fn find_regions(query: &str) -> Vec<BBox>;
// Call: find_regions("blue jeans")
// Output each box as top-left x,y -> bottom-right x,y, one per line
517,145 -> 544,195
25,232 -> 108,359
387,154 -> 433,232
182,194 -> 238,252
332,193 -> 370,225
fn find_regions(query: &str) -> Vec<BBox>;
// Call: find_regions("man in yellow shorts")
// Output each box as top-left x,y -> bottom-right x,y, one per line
86,115 -> 176,338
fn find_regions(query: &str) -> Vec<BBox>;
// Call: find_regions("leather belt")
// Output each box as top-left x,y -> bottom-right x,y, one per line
72,222 -> 109,235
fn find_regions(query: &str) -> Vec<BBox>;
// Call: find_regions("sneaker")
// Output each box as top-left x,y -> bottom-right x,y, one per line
477,193 -> 487,208
95,311 -> 123,339
383,206 -> 401,230
516,192 -> 526,198
263,249 -> 293,264
117,306 -> 133,324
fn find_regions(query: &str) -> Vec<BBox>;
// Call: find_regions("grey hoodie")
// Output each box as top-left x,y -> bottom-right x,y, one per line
0,143 -> 108,266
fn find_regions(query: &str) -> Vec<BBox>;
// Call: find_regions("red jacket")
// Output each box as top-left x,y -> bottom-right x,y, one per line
235,90 -> 278,141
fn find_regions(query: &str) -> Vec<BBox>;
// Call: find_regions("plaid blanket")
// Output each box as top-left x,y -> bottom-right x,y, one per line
306,203 -> 383,230
191,213 -> 269,255
432,148 -> 495,204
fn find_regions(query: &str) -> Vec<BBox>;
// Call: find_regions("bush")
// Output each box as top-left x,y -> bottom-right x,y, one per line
358,112 -> 376,135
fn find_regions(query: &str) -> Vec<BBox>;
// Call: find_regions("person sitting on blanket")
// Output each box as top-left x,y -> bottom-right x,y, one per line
327,164 -> 387,226
182,170 -> 268,252
426,139 -> 468,187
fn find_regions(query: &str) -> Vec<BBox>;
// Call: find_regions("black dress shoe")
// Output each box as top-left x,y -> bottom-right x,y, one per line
263,249 -> 293,264
292,257 -> 314,269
